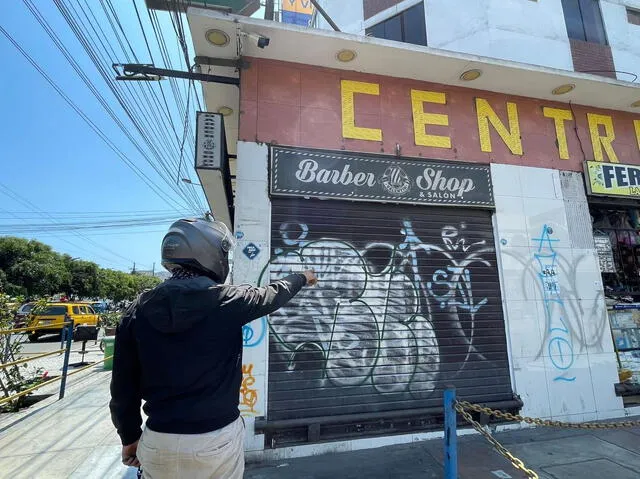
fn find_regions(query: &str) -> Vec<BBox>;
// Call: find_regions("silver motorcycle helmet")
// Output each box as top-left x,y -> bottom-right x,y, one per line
161,218 -> 235,283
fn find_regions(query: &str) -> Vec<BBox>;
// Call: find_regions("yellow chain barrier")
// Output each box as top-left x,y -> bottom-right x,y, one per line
454,402 -> 539,479
456,400 -> 640,429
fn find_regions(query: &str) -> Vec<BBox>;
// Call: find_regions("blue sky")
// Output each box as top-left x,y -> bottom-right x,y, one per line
0,1 -> 209,272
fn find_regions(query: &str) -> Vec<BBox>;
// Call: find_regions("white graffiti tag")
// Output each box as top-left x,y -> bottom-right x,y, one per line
263,219 -> 495,397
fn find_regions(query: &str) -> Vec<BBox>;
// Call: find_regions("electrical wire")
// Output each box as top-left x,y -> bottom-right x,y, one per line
0,186 -> 136,270
0,209 -> 188,218
0,207 -> 131,270
2,2 -> 208,268
130,0 -> 205,210
31,0 -> 205,213
50,0 -> 204,213
0,23 -> 186,214
0,183 -> 145,266
26,0 -> 195,212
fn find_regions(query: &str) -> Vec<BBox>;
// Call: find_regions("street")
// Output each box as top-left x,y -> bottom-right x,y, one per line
12,333 -> 105,378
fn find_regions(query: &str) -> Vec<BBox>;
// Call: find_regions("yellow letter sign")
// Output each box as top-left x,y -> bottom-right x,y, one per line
635,120 -> 640,153
476,98 -> 523,155
543,107 -> 573,160
587,113 -> 619,163
411,90 -> 451,148
341,80 -> 382,141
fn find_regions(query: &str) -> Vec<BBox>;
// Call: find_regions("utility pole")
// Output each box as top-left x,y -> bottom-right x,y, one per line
132,262 -> 136,274
152,262 -> 155,277
264,0 -> 274,20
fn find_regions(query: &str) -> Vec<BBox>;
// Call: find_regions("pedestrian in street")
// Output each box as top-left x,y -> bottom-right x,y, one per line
109,218 -> 317,478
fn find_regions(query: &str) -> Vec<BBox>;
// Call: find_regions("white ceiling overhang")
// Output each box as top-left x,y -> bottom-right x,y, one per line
187,7 -> 640,114
187,7 -> 640,203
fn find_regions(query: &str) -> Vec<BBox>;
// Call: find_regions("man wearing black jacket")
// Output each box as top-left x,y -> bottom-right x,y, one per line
110,218 -> 316,478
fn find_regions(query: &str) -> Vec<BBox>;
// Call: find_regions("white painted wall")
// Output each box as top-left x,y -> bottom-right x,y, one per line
492,163 -> 624,422
232,141 -> 271,452
424,0 -> 574,70
600,0 -> 640,82
312,1 -> 640,78
314,0 -> 575,70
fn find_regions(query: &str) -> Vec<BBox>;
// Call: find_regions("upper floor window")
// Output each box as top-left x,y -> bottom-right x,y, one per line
365,2 -> 427,47
561,0 -> 607,44
628,8 -> 640,26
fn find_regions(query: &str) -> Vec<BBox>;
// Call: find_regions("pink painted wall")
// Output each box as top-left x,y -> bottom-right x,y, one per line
239,58 -> 640,172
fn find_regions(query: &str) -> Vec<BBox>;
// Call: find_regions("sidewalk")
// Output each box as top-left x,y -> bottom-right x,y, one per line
0,370 -> 136,479
1,370 -> 640,478
246,424 -> 640,479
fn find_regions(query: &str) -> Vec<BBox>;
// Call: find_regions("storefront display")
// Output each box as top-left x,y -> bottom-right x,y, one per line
259,147 -> 515,444
592,208 -> 640,296
609,305 -> 640,384
588,162 -> 640,400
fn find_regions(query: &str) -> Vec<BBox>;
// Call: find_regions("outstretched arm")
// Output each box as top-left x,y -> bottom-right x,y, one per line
220,271 -> 317,325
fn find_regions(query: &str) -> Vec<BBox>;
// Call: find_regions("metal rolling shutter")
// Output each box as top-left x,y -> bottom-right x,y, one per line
267,197 -> 513,426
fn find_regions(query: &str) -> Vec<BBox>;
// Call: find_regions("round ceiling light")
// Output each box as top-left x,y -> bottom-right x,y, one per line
336,49 -> 357,63
460,69 -> 482,81
205,29 -> 230,47
218,106 -> 234,116
632,100 -> 640,108
552,83 -> 575,95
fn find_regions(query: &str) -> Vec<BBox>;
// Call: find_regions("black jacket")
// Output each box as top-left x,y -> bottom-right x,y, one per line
109,273 -> 307,446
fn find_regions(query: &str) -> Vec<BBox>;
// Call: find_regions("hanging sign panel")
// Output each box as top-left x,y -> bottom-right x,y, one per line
270,146 -> 494,207
594,234 -> 616,273
281,0 -> 314,26
585,161 -> 640,198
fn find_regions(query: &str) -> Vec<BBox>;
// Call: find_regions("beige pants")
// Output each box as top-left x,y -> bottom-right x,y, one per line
137,416 -> 245,479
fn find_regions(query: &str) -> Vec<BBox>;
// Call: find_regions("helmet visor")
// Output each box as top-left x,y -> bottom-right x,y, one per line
208,220 -> 236,253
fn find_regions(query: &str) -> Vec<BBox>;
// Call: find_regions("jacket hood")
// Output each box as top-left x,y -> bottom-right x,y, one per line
137,276 -> 219,333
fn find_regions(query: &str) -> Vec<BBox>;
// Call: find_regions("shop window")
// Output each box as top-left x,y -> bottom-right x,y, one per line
561,0 -> 608,44
592,208 -> 640,294
365,2 -> 427,46
628,8 -> 640,26
592,207 -> 640,405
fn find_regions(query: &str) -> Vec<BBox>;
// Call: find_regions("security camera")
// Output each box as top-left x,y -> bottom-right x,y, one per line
241,32 -> 270,49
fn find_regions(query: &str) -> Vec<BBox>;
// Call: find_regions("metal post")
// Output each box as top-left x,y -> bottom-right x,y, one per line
444,386 -> 458,479
59,320 -> 73,400
308,0 -> 341,31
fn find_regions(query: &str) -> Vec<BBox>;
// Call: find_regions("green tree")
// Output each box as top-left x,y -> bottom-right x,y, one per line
98,269 -> 138,302
0,237 -> 32,272
131,273 -> 162,294
0,236 -> 160,302
0,237 -> 69,297
64,257 -> 100,299
8,251 -> 69,297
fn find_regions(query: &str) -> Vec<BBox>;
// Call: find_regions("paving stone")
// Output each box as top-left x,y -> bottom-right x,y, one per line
541,458 -> 638,479
0,448 -> 89,479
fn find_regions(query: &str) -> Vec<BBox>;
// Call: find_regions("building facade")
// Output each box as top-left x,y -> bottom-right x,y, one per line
316,0 -> 640,81
177,0 -> 640,460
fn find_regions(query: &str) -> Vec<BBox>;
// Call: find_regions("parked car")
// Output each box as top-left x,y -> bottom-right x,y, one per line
13,302 -> 35,328
27,302 -> 99,342
88,301 -> 107,313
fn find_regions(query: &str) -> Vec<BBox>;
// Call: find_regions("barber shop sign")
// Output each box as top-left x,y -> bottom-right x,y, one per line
270,146 -> 494,207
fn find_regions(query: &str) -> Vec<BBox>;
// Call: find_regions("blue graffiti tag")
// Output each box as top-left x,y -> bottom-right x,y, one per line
243,243 -> 261,260
243,317 -> 267,348
533,225 -> 576,382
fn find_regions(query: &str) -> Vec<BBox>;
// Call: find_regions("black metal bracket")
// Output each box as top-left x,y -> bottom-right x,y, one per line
194,56 -> 251,70
113,63 -> 239,86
